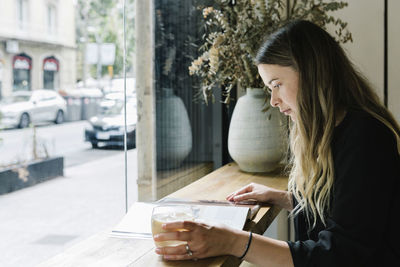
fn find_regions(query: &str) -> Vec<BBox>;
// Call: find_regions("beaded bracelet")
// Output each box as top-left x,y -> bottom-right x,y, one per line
239,231 -> 253,260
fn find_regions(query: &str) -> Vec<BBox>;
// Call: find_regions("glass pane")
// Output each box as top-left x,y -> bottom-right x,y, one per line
153,0 -> 221,200
0,1 -> 136,266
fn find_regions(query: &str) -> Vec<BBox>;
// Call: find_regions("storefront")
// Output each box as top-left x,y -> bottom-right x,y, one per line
43,56 -> 59,89
13,53 -> 32,91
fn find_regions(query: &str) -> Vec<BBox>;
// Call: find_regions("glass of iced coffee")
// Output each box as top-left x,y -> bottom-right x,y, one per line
151,205 -> 194,248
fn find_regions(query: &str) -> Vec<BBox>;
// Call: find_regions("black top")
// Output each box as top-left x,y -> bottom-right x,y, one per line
287,110 -> 400,267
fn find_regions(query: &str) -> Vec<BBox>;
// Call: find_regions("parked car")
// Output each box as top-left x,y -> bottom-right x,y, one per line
99,92 -> 136,114
0,90 -> 67,129
102,77 -> 135,95
85,101 -> 137,148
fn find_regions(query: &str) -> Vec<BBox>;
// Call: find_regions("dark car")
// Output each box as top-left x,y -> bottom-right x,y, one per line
85,100 -> 136,148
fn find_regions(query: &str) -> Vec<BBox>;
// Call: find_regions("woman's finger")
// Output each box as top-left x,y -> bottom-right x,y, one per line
162,254 -> 195,261
155,244 -> 187,255
156,244 -> 200,261
233,192 -> 256,202
226,189 -> 242,200
226,184 -> 253,200
154,230 -> 191,242
162,220 -> 197,231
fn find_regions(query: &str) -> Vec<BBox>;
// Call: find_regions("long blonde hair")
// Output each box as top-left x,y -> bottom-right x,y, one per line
256,20 -> 400,228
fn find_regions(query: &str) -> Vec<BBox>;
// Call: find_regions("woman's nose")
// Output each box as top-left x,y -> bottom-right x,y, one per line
269,90 -> 280,107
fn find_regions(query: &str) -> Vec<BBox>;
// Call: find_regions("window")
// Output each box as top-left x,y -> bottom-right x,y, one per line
17,0 -> 29,30
136,1 -> 222,201
0,61 -> 3,99
43,56 -> 59,89
47,4 -> 57,35
1,1 -> 137,265
13,53 -> 32,91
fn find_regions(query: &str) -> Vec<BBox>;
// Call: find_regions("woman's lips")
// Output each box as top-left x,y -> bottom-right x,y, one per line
282,109 -> 291,115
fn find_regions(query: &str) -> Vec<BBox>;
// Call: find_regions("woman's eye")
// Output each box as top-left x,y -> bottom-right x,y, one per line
273,83 -> 281,89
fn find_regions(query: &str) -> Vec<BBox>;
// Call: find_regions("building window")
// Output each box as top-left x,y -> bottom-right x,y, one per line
43,56 -> 59,89
0,61 -> 3,99
47,4 -> 57,35
13,53 -> 32,91
17,0 -> 29,30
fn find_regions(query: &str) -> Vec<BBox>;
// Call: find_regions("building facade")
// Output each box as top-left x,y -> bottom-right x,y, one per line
0,0 -> 76,98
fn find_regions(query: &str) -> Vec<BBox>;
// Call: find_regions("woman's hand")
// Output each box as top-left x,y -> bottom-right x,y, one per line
154,220 -> 244,261
226,183 -> 293,210
154,220 -> 294,266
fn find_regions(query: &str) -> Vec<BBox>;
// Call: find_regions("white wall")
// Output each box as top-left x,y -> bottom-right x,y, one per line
58,0 -> 76,47
328,0 -> 384,101
0,0 -> 15,34
388,0 -> 400,123
327,0 -> 399,124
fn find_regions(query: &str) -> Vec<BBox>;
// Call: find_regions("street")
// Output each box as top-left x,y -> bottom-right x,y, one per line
0,121 -> 123,167
0,121 -> 138,267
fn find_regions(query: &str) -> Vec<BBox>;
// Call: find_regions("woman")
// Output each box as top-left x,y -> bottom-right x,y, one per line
154,20 -> 400,266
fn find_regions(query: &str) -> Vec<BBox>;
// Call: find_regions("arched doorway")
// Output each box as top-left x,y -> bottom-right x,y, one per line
43,56 -> 59,89
13,53 -> 32,91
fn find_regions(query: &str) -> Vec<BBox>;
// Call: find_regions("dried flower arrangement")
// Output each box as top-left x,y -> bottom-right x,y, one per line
189,0 -> 353,104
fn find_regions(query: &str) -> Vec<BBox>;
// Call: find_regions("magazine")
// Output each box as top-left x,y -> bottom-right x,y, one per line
110,198 -> 261,239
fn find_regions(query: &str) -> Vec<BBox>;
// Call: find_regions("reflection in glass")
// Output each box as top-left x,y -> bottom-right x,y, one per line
153,0 -> 217,199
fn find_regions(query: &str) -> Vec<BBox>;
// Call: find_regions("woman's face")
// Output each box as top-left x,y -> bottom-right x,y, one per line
257,64 -> 299,122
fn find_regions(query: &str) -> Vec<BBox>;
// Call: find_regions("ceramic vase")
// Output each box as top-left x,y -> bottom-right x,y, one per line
156,88 -> 192,170
228,88 -> 287,172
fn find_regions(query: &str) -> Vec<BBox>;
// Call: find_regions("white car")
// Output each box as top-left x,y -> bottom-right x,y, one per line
0,90 -> 67,128
102,78 -> 135,95
99,92 -> 136,114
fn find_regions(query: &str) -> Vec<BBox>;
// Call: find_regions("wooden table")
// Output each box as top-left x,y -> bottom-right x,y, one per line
38,163 -> 288,267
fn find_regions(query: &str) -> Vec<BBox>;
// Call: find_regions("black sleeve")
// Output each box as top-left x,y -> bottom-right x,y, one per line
287,117 -> 399,267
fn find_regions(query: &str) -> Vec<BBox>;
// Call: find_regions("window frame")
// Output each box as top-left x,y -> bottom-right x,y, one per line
47,3 -> 57,35
16,0 -> 29,30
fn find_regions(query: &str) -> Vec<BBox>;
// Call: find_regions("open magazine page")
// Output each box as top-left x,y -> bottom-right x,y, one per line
194,205 -> 249,230
158,198 -> 262,220
111,202 -> 155,239
110,199 -> 258,239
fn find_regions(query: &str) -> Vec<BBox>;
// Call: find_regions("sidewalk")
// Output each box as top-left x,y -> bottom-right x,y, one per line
0,149 -> 138,267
